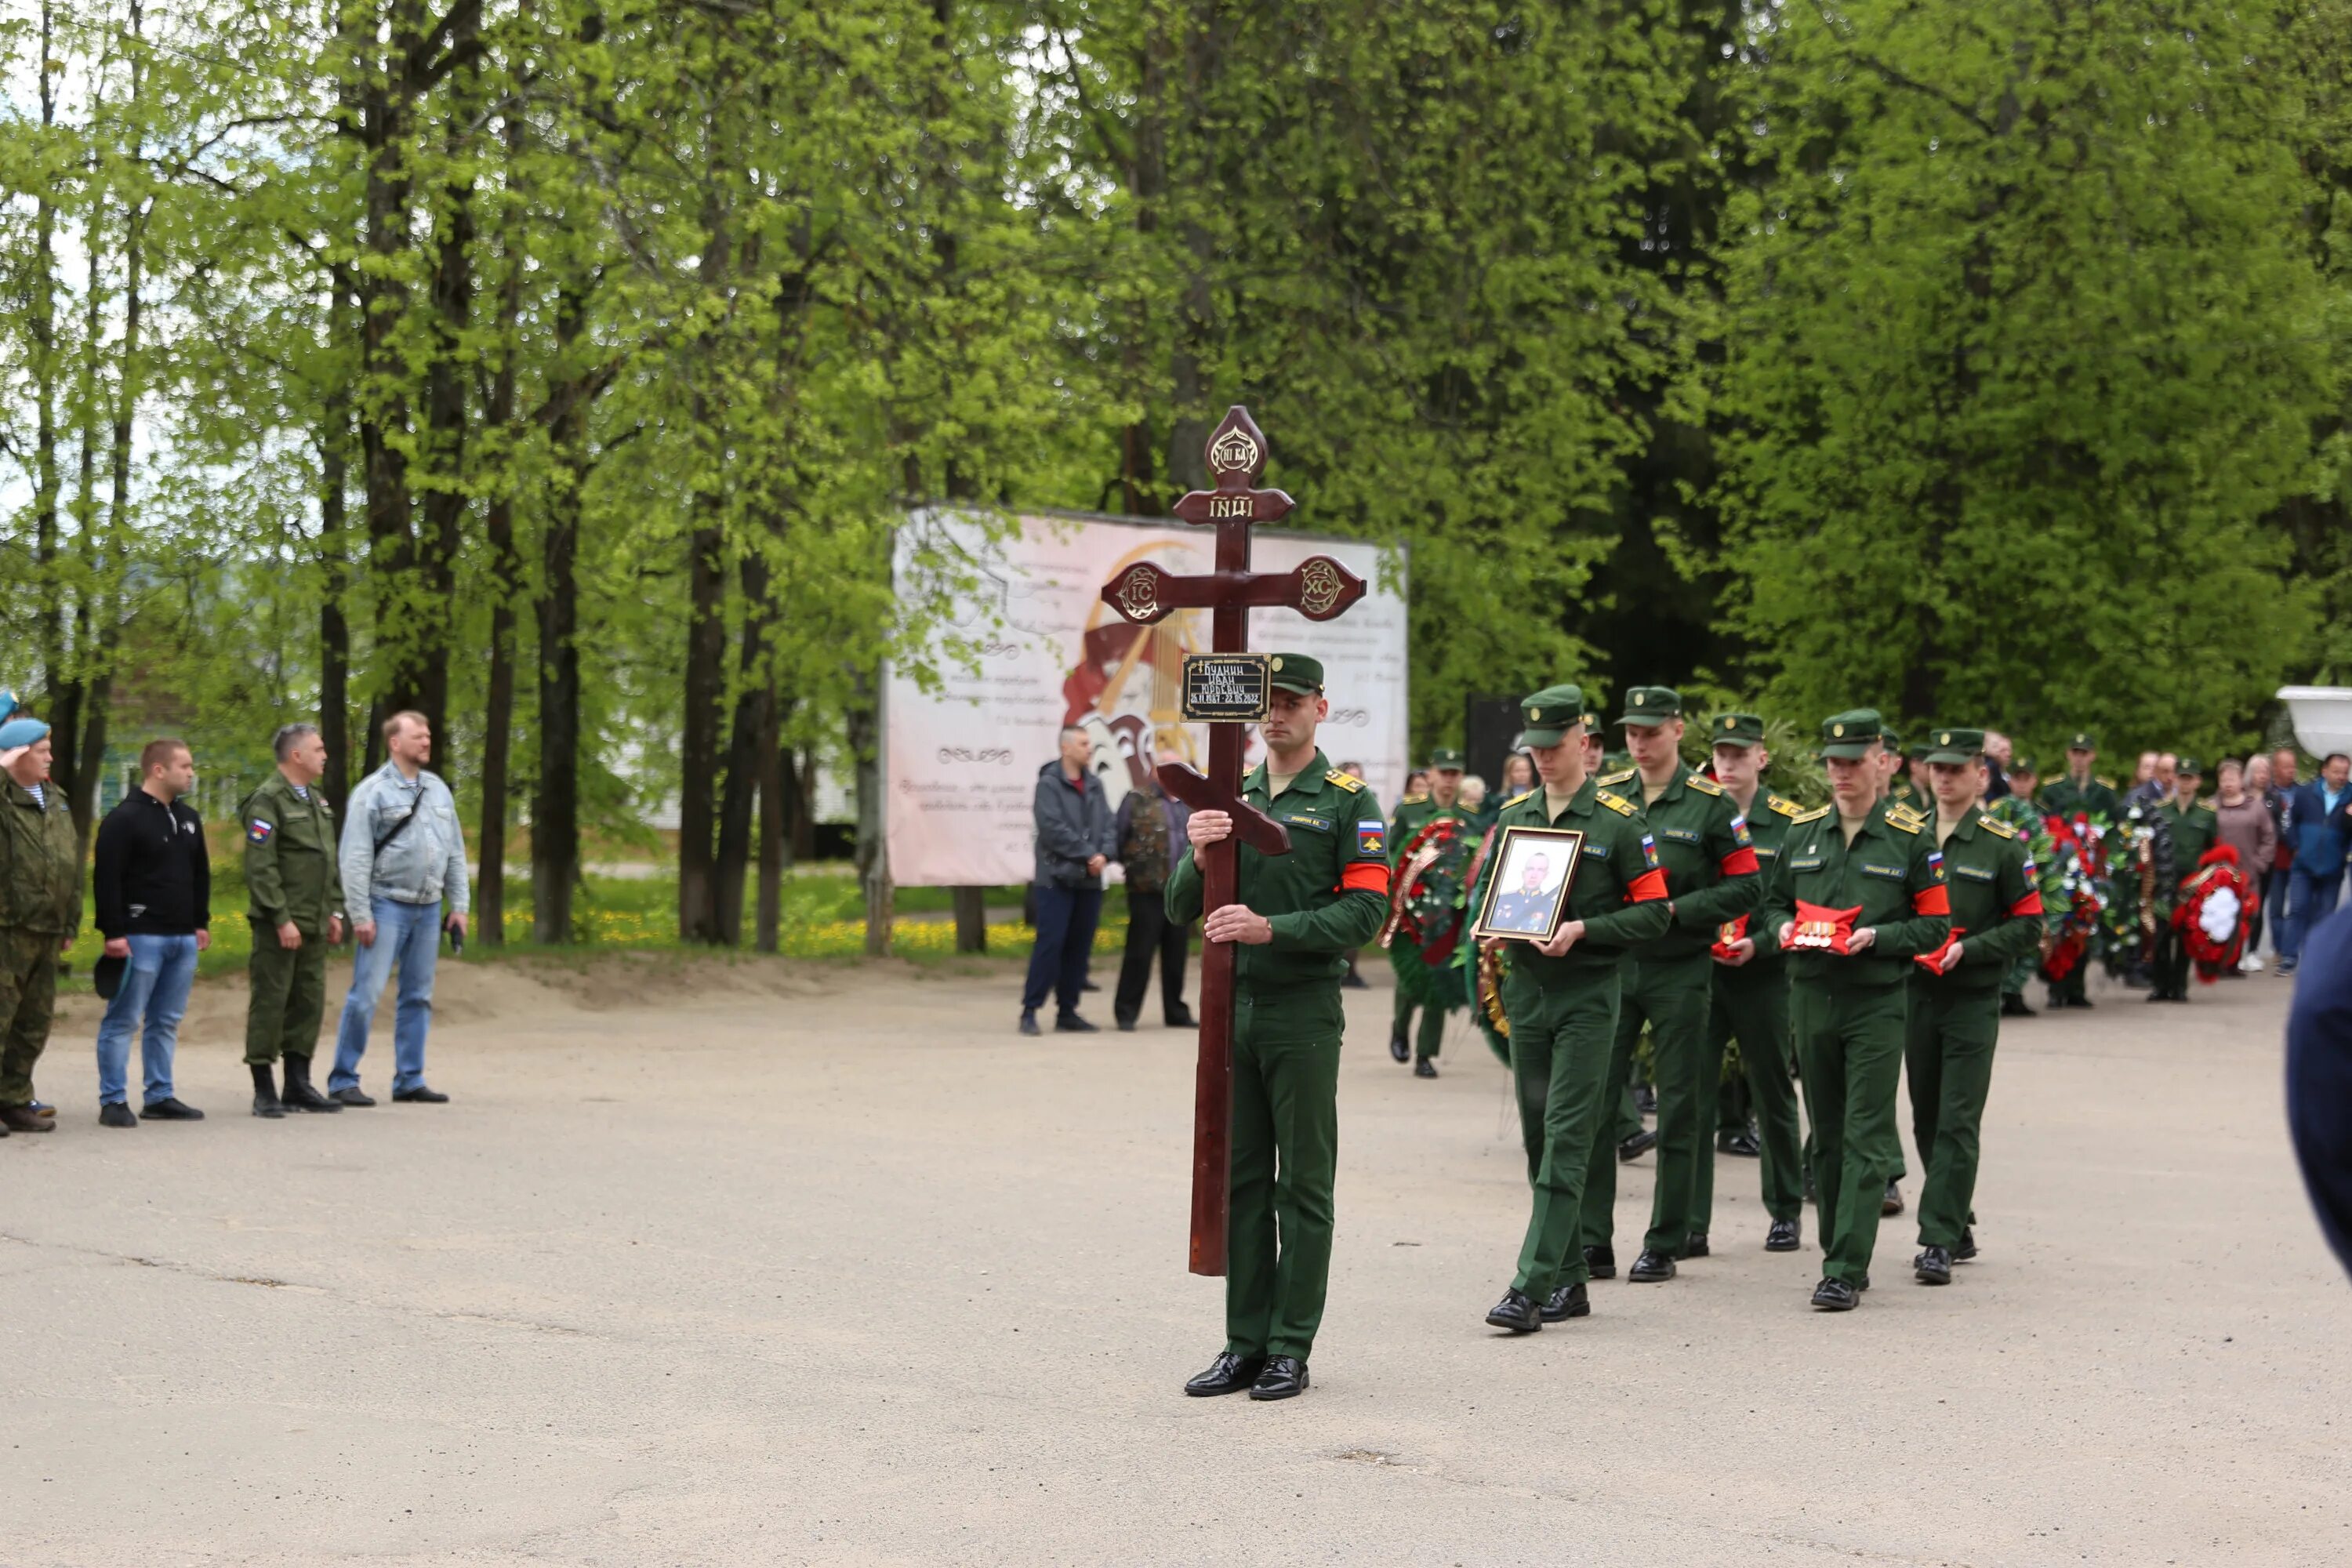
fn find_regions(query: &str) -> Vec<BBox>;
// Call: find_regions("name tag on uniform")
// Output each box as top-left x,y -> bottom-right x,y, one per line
1660,827 -> 1702,844
1789,855 -> 1823,870
1860,862 -> 1905,880
1755,846 -> 1780,860
1952,864 -> 1995,882
1282,813 -> 1330,833
1584,843 -> 1610,860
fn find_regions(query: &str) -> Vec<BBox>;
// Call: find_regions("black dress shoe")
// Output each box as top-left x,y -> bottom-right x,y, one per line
1914,1245 -> 1953,1284
331,1086 -> 376,1107
1583,1244 -> 1617,1280
392,1086 -> 450,1104
1683,1232 -> 1709,1258
1414,1058 -> 1438,1079
1765,1218 -> 1801,1252
140,1097 -> 205,1120
1810,1277 -> 1859,1311
1617,1127 -> 1657,1162
1634,1084 -> 1658,1116
1485,1288 -> 1544,1334
1541,1282 -> 1589,1322
1248,1356 -> 1308,1399
1389,1032 -> 1410,1063
1953,1225 -> 1978,1261
2,1105 -> 53,1133
2001,993 -> 2037,1018
2064,994 -> 2095,1009
1628,1249 -> 1677,1283
1167,1008 -> 1197,1028
1018,1011 -> 1041,1036
1882,1180 -> 1904,1217
1182,1351 -> 1266,1396
1116,1018 -> 1137,1033
100,1102 -> 138,1128
1054,1013 -> 1098,1033
1080,977 -> 1101,992
1717,1127 -> 1762,1157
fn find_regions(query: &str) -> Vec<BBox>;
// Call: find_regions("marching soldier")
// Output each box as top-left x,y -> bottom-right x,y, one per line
242,724 -> 348,1116
1474,685 -> 1670,1332
1695,713 -> 1808,1254
1761,710 -> 1949,1309
1388,747 -> 1470,1075
1986,753 -> 2063,1017
1580,688 -> 1762,1283
1905,728 -> 2042,1284
1169,655 -> 1388,1403
2151,759 -> 2218,1003
2038,733 -> 2120,1009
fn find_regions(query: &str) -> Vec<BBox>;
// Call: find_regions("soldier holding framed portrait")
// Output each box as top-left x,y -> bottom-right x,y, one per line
1468,684 -> 1671,1334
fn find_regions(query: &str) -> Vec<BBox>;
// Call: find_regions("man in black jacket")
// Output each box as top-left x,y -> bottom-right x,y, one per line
91,738 -> 212,1125
1022,725 -> 1115,1036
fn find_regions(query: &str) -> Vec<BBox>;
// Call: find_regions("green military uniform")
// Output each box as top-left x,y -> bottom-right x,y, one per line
1762,710 -> 1950,1302
1472,687 -> 1671,1319
1694,713 -> 1809,1243
1579,689 -> 1763,1272
2152,764 -> 2217,1002
1985,768 -> 2061,1011
1163,656 -> 1388,1369
1387,749 -> 1470,1068
242,773 -> 346,1066
0,772 -> 81,1111
2037,734 -> 2121,1007
1904,730 -> 2043,1272
1882,724 -> 1924,812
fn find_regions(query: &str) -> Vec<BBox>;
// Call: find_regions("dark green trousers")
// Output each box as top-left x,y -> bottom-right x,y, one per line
2048,964 -> 2087,1005
1225,1000 -> 1341,1362
1390,993 -> 1446,1060
1904,979 -> 1999,1248
0,927 -> 58,1106
246,930 -> 329,1065
1504,967 -> 1621,1295
1581,953 -> 1712,1256
1790,981 -> 1907,1284
1697,960 -> 1804,1229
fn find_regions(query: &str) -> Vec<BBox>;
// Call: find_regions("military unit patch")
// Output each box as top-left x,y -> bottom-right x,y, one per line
1356,821 -> 1385,857
247,819 -> 274,844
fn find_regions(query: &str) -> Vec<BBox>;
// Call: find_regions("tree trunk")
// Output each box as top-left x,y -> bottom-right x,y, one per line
320,276 -> 356,817
28,1 -> 63,736
532,286 -> 590,944
357,0 -> 424,723
712,554 -> 775,946
476,85 -> 525,949
848,675 -> 891,956
415,19 -> 481,772
953,886 -> 987,953
755,683 -> 788,954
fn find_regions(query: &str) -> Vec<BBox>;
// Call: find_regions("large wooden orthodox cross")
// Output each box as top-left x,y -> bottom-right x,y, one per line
1098,407 -> 1367,1276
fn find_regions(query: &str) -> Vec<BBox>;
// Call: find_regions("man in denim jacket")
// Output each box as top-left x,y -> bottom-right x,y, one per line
329,710 -> 469,1105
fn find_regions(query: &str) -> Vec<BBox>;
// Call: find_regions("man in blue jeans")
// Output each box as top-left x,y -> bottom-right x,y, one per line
90,738 -> 212,1125
2280,752 -> 2352,977
331,710 -> 470,1104
1021,724 -> 1116,1036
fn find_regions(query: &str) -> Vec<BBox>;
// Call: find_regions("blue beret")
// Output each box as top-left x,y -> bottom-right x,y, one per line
0,717 -> 50,750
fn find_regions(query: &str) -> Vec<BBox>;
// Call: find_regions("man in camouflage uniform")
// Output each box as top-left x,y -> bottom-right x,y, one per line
0,715 -> 80,1134
243,723 -> 349,1116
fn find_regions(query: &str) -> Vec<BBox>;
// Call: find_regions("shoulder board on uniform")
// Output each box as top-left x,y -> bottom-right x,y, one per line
1325,769 -> 1364,793
1767,793 -> 1804,818
1397,790 -> 1428,805
1976,814 -> 2016,840
1595,789 -> 1636,817
1598,768 -> 1636,787
1884,811 -> 1924,835
1684,774 -> 1722,796
1789,804 -> 1831,825
1504,788 -> 1537,809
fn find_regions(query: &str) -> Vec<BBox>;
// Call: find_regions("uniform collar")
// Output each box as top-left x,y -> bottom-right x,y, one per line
1938,809 -> 1978,843
1245,748 -> 1327,799
1544,774 -> 1600,824
1639,763 -> 1690,803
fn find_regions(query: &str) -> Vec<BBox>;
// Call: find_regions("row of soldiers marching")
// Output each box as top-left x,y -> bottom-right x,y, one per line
1381,687 -> 2045,1322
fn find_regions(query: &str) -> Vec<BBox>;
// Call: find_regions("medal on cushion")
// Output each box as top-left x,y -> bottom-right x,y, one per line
1711,913 -> 1749,960
1789,900 -> 1863,954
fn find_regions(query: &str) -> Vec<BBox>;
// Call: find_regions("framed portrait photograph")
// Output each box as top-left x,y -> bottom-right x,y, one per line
1470,826 -> 1586,944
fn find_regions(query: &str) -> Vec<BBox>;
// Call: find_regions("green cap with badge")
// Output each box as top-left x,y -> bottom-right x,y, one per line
2176,755 -> 2203,778
1428,747 -> 1466,771
1818,709 -> 1884,760
1265,652 -> 1323,695
2010,753 -> 2038,777
1879,721 -> 1903,752
1922,726 -> 1984,765
2067,731 -> 2097,751
1518,684 -> 1587,747
1619,686 -> 1682,728
1710,711 -> 1766,747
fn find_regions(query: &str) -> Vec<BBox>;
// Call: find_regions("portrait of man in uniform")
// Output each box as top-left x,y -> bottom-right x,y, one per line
1473,826 -> 1584,942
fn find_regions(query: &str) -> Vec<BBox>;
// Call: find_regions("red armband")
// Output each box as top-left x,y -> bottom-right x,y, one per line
2008,890 -> 2044,917
1341,862 -> 1388,894
1627,867 -> 1668,902
1719,845 -> 1760,877
1912,882 -> 1950,916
